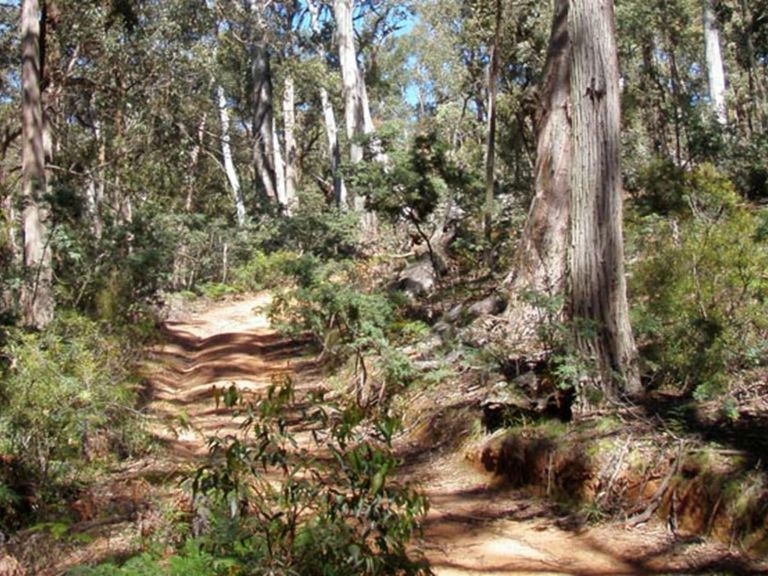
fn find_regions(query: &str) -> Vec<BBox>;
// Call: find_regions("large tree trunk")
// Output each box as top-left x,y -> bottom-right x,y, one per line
21,0 -> 53,329
506,0 -> 571,341
703,0 -> 727,124
282,74 -> 298,210
568,0 -> 640,402
249,0 -> 278,203
334,0 -> 368,164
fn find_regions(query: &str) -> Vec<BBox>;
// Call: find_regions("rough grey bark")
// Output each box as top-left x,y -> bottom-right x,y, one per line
249,0 -> 278,203
506,0 -> 571,338
703,0 -> 727,124
568,0 -> 640,400
483,0 -> 503,258
21,0 -> 53,328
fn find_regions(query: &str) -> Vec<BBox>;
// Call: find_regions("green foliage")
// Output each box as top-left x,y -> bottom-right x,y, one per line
195,379 -> 429,575
81,380 -> 431,575
273,260 -> 394,357
0,312 -> 144,524
195,282 -> 239,301
69,541 -> 236,576
263,190 -> 361,259
629,164 -> 768,395
356,130 -> 447,224
230,250 -> 304,293
271,259 -> 416,403
347,129 -> 475,269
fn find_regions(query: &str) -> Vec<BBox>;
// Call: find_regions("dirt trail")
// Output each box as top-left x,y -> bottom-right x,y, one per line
15,294 -> 763,575
146,293 -> 319,458
145,295 -> 762,576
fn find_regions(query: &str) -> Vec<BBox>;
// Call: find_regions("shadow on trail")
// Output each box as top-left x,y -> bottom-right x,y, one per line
146,324 -> 319,393
425,477 -> 768,574
139,308 -> 323,460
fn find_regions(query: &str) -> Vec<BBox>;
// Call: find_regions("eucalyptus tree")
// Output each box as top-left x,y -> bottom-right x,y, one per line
246,0 -> 281,204
703,0 -> 728,124
333,0 -> 376,166
307,0 -> 348,206
568,0 -> 640,400
482,0 -> 502,257
507,0 -> 639,405
20,0 -> 53,328
210,0 -> 247,225
505,0 -> 570,330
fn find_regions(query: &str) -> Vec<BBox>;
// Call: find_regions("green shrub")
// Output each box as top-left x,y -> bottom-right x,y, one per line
0,312 -> 144,522
270,259 -> 417,406
193,379 -> 430,575
77,380 -> 431,575
629,163 -> 768,396
272,260 -> 394,357
256,190 -> 361,259
230,250 -> 304,293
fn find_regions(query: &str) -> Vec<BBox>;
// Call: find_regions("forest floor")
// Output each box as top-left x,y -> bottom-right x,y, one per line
8,293 -> 768,575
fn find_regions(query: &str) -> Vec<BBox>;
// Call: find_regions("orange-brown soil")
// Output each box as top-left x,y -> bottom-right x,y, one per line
6,294 -> 768,575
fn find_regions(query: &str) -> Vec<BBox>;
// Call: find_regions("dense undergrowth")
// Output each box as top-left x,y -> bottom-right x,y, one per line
0,312 -> 150,533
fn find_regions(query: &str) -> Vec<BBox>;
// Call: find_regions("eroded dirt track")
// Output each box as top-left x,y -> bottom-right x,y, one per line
149,296 -> 764,576
146,294 -> 319,458
10,294 -> 766,575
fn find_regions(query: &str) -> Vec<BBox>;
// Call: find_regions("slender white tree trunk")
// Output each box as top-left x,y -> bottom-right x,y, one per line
334,0 -> 383,236
272,116 -> 287,208
282,75 -> 297,210
320,88 -> 348,207
333,0 -> 365,163
308,0 -> 348,208
358,63 -> 375,136
703,0 -> 727,124
334,0 -> 367,163
218,85 -> 246,225
21,0 -> 53,328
